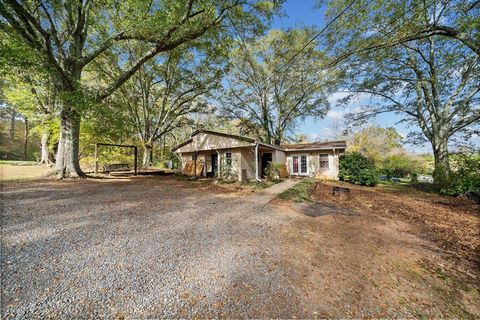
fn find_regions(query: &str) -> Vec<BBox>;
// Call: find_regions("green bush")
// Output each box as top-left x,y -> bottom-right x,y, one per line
220,161 -> 236,182
380,153 -> 426,179
339,152 -> 379,187
438,153 -> 480,199
265,162 -> 282,179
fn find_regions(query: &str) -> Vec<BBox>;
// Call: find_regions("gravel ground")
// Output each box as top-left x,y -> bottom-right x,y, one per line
2,176 -> 478,318
1,177 -> 306,318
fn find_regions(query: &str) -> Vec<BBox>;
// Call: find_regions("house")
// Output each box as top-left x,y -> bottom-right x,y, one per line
172,130 -> 347,181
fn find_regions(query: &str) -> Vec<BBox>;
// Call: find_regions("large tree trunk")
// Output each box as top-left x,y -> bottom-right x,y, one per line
23,117 -> 28,160
39,126 -> 50,166
55,107 -> 84,178
432,136 -> 450,183
10,110 -> 16,143
142,146 -> 152,168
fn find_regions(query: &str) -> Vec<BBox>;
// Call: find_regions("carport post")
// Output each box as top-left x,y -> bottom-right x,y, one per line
94,143 -> 98,175
193,151 -> 197,179
255,143 -> 260,181
134,146 -> 138,175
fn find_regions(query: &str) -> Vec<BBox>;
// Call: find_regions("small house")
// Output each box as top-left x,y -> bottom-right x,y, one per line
172,130 -> 347,181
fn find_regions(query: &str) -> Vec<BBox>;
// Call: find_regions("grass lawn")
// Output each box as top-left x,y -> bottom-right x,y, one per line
277,177 -> 316,202
0,161 -> 52,182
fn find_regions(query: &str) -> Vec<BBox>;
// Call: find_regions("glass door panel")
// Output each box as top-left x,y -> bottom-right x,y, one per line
292,156 -> 299,174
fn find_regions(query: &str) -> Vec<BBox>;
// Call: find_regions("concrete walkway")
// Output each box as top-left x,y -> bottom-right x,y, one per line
251,178 -> 303,205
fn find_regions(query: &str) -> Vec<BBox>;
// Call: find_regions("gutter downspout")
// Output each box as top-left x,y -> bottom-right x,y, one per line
255,142 -> 260,181
216,149 -> 221,179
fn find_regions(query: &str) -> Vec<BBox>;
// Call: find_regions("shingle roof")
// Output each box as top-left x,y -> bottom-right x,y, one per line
281,141 -> 347,150
172,129 -> 346,152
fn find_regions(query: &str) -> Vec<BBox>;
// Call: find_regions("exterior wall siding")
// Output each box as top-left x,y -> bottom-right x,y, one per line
176,132 -> 253,153
273,149 -> 286,164
239,147 -> 256,180
285,150 -> 340,180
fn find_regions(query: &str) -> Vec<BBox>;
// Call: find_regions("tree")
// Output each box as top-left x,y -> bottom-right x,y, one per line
105,45 -> 225,167
1,59 -> 58,164
325,0 -> 480,179
321,0 -> 480,65
0,0 -> 276,177
222,29 -> 336,145
2,77 -> 38,160
348,126 -> 403,163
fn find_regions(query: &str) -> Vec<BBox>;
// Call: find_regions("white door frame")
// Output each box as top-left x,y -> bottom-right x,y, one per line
290,154 -> 309,176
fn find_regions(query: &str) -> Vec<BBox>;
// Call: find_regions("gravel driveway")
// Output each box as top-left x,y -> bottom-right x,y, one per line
1,177 -> 306,318
4,176 -> 477,318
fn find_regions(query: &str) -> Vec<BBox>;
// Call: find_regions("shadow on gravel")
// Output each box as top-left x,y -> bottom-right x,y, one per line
290,202 -> 359,217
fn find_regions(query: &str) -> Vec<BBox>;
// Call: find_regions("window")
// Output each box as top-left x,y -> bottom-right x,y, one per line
191,154 -> 197,160
300,155 -> 307,173
225,152 -> 232,166
319,154 -> 329,169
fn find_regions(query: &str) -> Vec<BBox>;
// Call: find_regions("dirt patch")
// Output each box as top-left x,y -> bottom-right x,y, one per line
272,195 -> 480,318
269,180 -> 480,317
289,202 -> 358,217
310,182 -> 480,278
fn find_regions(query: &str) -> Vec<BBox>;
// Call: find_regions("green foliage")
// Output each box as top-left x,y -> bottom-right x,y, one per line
380,153 -> 427,178
438,153 -> 480,198
339,152 -> 379,186
349,126 -> 403,163
0,29 -> 42,77
220,160 -> 236,182
325,0 -> 480,177
265,162 -> 282,179
277,178 -> 316,202
1,0 -> 279,176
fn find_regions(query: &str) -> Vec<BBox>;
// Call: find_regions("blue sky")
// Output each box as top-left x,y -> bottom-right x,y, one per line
270,0 -> 432,153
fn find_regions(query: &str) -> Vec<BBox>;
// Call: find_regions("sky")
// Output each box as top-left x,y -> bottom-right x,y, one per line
270,0 -> 433,153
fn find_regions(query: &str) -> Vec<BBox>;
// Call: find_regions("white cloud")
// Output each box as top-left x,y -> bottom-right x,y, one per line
326,110 -> 344,120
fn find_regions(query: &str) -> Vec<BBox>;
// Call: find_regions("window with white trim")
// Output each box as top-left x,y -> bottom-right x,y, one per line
319,154 -> 329,169
225,152 -> 232,166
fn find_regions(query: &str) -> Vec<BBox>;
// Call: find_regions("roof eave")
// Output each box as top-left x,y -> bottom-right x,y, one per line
284,146 -> 347,151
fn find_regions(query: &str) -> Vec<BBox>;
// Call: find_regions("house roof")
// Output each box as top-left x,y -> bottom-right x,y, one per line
191,129 -> 255,143
172,129 -> 346,152
171,130 -> 255,152
281,141 -> 347,151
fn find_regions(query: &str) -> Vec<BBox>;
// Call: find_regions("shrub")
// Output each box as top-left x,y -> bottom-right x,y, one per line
380,153 -> 427,179
339,152 -> 379,186
265,162 -> 282,179
438,153 -> 480,201
220,161 -> 236,182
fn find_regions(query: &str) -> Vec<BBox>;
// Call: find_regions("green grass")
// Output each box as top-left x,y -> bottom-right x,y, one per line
0,160 -> 37,166
277,178 -> 316,202
240,179 -> 283,190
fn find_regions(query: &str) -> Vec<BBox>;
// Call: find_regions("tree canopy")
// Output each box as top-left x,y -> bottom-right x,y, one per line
323,0 -> 480,179
222,28 -> 337,145
0,0 -> 279,177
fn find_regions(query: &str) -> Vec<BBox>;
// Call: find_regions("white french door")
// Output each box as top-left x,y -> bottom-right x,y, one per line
291,155 -> 308,176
